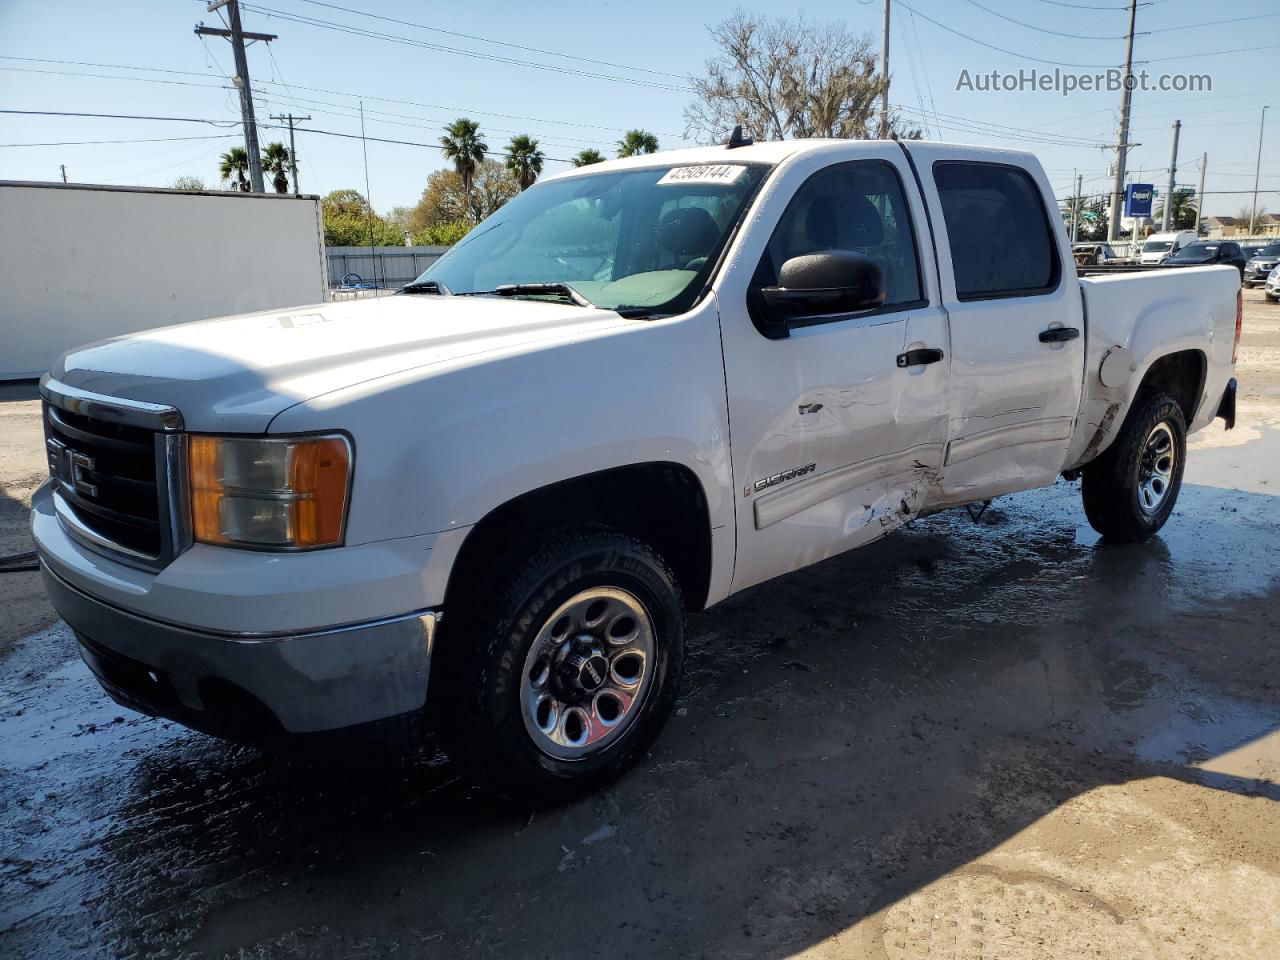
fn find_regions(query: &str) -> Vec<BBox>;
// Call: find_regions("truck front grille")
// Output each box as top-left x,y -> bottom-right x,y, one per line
44,402 -> 166,560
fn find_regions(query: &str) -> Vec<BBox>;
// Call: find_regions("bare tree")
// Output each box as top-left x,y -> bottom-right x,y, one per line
685,10 -> 918,143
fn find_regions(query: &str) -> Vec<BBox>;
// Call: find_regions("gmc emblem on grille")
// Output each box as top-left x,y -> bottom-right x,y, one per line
46,437 -> 99,498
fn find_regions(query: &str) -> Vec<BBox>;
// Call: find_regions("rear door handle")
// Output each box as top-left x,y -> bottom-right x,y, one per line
1039,326 -> 1080,343
896,348 -> 944,368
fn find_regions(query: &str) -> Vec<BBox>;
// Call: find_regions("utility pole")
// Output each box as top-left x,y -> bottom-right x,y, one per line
1072,171 -> 1082,243
1108,0 -> 1139,243
1161,120 -> 1181,232
1194,153 -> 1207,236
196,1 -> 277,193
1249,105 -> 1269,236
269,113 -> 310,194
59,164 -> 67,183
879,0 -> 891,139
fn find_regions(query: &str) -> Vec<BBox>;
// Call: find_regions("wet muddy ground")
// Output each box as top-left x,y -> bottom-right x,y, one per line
2,292 -> 1279,959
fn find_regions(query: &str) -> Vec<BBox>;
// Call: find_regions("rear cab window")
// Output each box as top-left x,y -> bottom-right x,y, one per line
932,161 -> 1060,300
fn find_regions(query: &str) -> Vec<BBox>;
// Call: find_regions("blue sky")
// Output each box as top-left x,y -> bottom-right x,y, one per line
1,0 -> 1276,218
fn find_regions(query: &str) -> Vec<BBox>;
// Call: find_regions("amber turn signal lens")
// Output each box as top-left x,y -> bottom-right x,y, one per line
189,435 -> 351,549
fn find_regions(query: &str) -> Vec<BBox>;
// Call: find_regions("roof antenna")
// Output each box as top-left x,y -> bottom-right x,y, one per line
726,124 -> 753,149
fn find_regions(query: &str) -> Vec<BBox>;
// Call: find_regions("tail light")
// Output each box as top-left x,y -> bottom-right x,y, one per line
1233,288 -> 1242,365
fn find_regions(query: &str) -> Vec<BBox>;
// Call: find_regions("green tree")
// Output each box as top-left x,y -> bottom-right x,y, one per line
572,148 -> 606,167
261,141 -> 293,194
1153,189 -> 1198,231
321,189 -> 402,246
440,118 -> 488,220
505,134 -> 544,190
409,161 -> 519,232
218,147 -> 249,192
617,129 -> 659,158
385,205 -> 416,239
413,220 -> 472,246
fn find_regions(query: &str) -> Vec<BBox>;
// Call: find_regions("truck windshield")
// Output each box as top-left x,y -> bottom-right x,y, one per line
1142,240 -> 1173,253
411,162 -> 771,314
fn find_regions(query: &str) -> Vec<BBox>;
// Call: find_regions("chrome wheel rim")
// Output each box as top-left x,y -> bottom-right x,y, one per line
519,586 -> 655,761
1137,421 -> 1177,515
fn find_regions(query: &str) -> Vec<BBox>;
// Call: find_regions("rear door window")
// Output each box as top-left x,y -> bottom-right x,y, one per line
933,161 -> 1060,300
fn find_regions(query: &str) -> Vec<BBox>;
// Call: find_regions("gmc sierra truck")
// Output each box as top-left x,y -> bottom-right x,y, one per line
33,137 -> 1240,802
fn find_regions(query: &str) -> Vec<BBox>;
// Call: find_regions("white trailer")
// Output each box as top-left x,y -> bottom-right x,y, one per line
0,181 -> 326,380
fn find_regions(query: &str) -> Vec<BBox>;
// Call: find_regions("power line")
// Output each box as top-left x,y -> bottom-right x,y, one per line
1147,13 -> 1280,34
238,3 -> 692,93
252,86 -> 610,149
262,122 -> 575,165
890,103 -> 1110,146
0,134 -> 238,147
2,107 -> 578,163
893,0 -> 1127,67
290,0 -> 673,79
958,0 -> 1127,39
1145,42 -> 1280,63
1030,0 -> 1126,10
0,55 -> 686,137
0,107 -> 241,126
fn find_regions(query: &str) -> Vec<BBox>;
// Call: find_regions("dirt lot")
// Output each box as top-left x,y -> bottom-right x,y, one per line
2,291 -> 1278,959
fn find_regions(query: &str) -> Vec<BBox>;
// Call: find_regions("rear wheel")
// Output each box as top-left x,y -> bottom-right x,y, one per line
441,527 -> 684,805
1081,392 -> 1187,542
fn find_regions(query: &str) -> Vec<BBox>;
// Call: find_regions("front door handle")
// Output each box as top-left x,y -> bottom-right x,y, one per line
1039,326 -> 1080,343
896,348 -> 944,367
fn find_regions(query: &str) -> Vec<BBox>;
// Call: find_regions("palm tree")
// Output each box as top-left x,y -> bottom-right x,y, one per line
616,129 -> 658,158
504,134 -> 544,190
218,147 -> 250,192
261,141 -> 293,194
441,118 -> 488,220
1154,188 -> 1198,231
572,148 -> 606,167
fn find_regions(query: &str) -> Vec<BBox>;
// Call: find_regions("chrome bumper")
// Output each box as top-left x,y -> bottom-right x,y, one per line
43,564 -> 439,738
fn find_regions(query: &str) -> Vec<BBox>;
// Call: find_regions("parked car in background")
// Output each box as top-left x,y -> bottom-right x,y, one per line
1164,240 -> 1246,279
1072,242 -> 1127,267
1244,242 -> 1280,288
1137,230 -> 1199,265
1265,267 -> 1279,303
1240,244 -> 1267,262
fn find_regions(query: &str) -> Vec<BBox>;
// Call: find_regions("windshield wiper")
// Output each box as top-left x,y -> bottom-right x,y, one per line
458,282 -> 595,308
401,279 -> 451,295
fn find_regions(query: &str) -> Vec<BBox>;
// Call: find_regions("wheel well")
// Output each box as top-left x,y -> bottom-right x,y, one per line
443,463 -> 714,614
1136,349 -> 1205,424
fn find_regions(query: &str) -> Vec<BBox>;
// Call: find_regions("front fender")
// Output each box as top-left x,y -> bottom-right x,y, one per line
268,298 -> 734,550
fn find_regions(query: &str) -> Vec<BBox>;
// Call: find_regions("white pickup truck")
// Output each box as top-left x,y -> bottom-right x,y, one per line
33,138 -> 1240,802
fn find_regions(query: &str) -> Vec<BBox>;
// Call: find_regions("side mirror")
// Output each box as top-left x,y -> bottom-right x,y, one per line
756,251 -> 886,336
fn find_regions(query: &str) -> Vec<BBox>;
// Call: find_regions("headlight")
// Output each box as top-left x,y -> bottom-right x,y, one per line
189,434 -> 352,549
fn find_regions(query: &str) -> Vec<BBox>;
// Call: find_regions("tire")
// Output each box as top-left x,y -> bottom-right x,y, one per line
1267,293 -> 1278,303
1081,391 -> 1187,542
440,526 -> 685,805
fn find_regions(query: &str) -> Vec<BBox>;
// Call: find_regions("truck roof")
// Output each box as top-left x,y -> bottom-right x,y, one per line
543,138 -> 1036,181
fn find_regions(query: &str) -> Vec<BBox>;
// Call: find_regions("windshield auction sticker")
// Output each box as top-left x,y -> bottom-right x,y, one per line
657,165 -> 748,186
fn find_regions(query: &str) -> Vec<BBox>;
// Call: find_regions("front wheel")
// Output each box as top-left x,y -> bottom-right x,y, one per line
441,527 -> 684,805
1081,392 -> 1187,542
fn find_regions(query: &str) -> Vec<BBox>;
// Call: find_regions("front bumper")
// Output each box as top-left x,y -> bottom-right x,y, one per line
43,564 -> 439,739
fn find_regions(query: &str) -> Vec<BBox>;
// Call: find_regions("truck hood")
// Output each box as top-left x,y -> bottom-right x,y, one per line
53,294 -> 636,432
